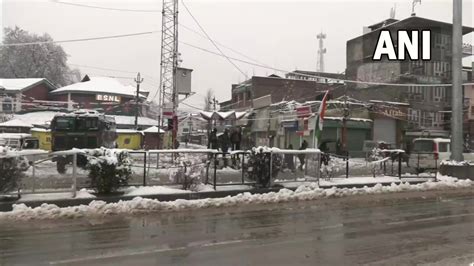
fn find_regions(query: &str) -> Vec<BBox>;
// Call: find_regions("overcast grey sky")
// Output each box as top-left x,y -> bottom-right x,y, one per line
1,0 -> 473,111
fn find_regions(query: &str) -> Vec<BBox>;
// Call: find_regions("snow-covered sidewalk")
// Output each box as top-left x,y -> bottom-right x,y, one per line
0,175 -> 471,220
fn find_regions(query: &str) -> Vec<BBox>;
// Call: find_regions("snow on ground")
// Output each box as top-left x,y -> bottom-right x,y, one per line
18,189 -> 95,202
1,175 -> 471,220
123,186 -> 188,196
278,176 -> 402,188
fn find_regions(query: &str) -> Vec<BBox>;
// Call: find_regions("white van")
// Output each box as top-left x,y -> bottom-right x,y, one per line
409,138 -> 474,172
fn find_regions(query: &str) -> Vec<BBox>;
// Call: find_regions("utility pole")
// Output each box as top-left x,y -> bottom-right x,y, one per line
158,0 -> 179,149
210,96 -> 218,127
134,72 -> 143,130
316,32 -> 327,72
342,96 -> 350,156
451,0 -> 463,161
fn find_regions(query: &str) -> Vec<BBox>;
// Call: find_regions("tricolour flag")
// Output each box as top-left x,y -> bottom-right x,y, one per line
314,91 -> 329,148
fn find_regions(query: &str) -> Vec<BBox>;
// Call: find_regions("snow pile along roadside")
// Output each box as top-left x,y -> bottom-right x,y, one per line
0,176 -> 471,220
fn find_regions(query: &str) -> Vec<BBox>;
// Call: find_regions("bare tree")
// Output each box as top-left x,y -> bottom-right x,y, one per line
204,88 -> 214,111
0,26 -> 81,86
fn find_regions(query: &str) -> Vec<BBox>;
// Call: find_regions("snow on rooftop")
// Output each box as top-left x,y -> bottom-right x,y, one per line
141,126 -> 164,133
0,119 -> 33,128
0,78 -> 50,92
114,115 -> 157,127
13,111 -> 157,127
51,77 -> 147,98
13,111 -> 59,126
325,117 -> 373,122
116,129 -> 143,134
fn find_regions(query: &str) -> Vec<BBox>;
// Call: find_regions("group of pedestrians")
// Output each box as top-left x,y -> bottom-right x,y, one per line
284,139 -> 308,172
208,127 -> 242,153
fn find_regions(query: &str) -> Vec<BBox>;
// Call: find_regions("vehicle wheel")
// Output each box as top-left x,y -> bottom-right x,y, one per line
57,159 -> 67,174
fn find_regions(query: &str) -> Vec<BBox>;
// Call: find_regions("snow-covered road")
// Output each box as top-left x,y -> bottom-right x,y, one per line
0,188 -> 472,265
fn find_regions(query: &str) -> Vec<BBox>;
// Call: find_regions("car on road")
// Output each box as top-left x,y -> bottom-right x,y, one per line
409,138 -> 474,172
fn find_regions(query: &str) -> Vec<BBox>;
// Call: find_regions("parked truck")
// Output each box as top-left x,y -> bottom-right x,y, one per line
51,110 -> 117,173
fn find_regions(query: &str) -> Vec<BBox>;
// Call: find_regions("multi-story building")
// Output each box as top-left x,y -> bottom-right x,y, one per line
228,73 -> 344,111
345,16 -> 473,146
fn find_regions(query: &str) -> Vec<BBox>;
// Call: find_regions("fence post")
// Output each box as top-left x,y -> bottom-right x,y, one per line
391,157 -> 394,176
317,152 -> 321,186
205,153 -> 210,184
241,152 -> 245,184
292,153 -> 296,181
143,152 -> 147,186
269,151 -> 273,187
72,153 -> 77,198
345,152 -> 349,179
417,153 -> 420,177
184,162 -> 187,190
213,153 -> 217,190
383,160 -> 386,176
304,153 -> 309,179
32,155 -> 36,193
398,152 -> 402,179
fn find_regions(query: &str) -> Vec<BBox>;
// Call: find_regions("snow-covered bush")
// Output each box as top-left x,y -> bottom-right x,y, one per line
245,146 -> 282,188
0,146 -> 25,194
84,148 -> 132,194
368,148 -> 385,177
168,154 -> 205,190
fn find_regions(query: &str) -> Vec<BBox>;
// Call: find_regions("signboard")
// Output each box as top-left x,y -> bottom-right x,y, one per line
281,120 -> 298,129
296,106 -> 312,118
162,107 -> 173,118
96,94 -> 121,103
296,130 -> 310,137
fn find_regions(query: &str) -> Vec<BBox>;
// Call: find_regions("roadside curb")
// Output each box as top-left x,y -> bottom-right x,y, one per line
0,180 -> 427,212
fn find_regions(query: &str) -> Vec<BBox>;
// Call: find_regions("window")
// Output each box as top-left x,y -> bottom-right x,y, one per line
413,140 -> 434,152
2,97 -> 13,113
54,117 -> 75,130
438,143 -> 448,152
77,117 -> 99,131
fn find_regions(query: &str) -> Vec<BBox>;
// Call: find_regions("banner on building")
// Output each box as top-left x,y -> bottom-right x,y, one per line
296,106 -> 312,118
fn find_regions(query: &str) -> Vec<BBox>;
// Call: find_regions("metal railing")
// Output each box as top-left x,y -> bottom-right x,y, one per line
1,149 -> 83,198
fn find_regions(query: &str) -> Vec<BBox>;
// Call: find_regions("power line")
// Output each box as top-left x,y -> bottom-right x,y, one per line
2,30 -> 473,87
0,30 -> 160,47
69,63 -> 161,86
68,63 -> 137,74
179,23 -> 271,68
181,0 -> 248,79
180,101 -> 203,110
51,0 -> 160,13
180,41 -> 474,87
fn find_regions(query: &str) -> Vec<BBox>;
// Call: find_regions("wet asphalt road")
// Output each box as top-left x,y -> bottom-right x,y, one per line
0,190 -> 473,266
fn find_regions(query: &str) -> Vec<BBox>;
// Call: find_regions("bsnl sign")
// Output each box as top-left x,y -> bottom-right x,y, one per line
96,94 -> 121,103
373,30 -> 431,61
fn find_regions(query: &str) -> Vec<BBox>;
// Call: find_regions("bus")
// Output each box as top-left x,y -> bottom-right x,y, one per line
51,110 -> 117,173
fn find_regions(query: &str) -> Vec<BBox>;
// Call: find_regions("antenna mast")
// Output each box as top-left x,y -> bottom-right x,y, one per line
316,32 -> 327,72
158,0 -> 179,148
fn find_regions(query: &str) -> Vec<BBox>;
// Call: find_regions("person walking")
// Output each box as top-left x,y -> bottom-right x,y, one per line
230,127 -> 242,151
220,129 -> 231,167
208,128 -> 219,150
298,139 -> 308,170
